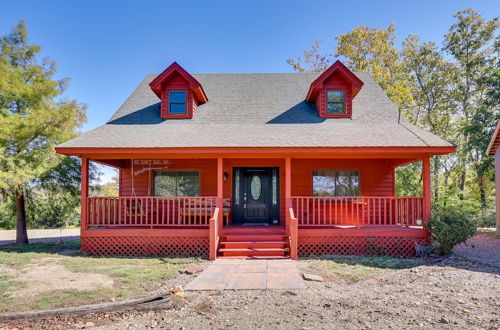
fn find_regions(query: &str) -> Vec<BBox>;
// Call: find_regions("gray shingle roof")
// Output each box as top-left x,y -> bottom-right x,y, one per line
57,72 -> 453,149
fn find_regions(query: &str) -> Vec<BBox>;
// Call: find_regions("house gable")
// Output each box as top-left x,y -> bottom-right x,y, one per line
149,62 -> 208,119
306,60 -> 364,119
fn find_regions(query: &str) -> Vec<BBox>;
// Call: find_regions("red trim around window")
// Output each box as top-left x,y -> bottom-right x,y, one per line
306,60 -> 363,119
150,62 -> 207,120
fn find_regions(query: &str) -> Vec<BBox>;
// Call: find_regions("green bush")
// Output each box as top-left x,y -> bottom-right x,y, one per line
426,207 -> 477,255
0,200 -> 15,229
475,209 -> 496,228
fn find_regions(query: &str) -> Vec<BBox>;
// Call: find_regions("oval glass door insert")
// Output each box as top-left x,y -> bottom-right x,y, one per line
250,175 -> 262,200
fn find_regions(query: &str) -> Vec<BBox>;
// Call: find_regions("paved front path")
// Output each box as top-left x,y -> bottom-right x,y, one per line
185,258 -> 305,290
0,229 -> 80,245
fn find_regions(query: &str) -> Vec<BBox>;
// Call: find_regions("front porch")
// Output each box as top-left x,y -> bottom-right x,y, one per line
77,151 -> 434,259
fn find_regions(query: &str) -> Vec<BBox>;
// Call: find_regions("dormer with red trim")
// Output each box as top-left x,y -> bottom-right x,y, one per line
149,62 -> 208,119
306,60 -> 364,118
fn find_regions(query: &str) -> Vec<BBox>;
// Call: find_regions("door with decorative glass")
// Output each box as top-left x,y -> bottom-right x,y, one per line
232,167 -> 279,225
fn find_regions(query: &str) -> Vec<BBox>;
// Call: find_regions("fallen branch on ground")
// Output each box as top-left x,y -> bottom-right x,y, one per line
0,295 -> 172,323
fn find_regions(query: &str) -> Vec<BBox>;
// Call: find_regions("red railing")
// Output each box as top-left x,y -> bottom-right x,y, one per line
87,196 -> 221,227
287,205 -> 298,259
291,196 -> 423,227
209,206 -> 220,260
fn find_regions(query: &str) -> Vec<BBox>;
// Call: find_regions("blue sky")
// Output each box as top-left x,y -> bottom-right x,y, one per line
1,0 -> 498,131
1,0 -> 498,181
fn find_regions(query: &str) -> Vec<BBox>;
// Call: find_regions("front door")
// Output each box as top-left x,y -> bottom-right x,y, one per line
232,167 -> 279,225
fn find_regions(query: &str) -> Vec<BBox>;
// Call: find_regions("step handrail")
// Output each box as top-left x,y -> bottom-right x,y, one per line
209,206 -> 220,260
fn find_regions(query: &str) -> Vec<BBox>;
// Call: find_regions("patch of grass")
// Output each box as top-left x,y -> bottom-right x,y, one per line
0,242 -> 80,266
62,255 -> 201,299
0,272 -> 24,293
303,255 -> 424,283
484,230 -> 500,239
0,272 -> 26,312
1,288 -> 115,313
0,242 -> 205,312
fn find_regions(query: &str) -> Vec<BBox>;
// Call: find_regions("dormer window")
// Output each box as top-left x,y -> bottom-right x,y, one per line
306,61 -> 364,119
169,91 -> 187,114
327,90 -> 345,114
149,62 -> 208,119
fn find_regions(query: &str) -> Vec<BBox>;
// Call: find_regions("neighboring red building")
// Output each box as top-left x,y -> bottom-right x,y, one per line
56,61 -> 455,259
487,120 -> 500,231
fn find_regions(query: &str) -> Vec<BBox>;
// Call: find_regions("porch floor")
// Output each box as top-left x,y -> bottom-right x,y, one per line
87,225 -> 423,230
185,258 -> 305,291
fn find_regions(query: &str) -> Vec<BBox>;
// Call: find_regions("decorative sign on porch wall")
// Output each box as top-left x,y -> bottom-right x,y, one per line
132,159 -> 172,175
133,160 -> 172,166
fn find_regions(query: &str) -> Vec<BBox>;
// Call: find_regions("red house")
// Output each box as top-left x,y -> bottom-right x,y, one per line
56,61 -> 455,259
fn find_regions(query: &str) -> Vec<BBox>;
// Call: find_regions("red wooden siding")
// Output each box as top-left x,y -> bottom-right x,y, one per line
315,74 -> 353,118
119,159 -> 217,196
290,159 -> 394,196
291,159 -> 395,225
118,158 -> 395,225
160,73 -> 196,119
306,60 -> 364,119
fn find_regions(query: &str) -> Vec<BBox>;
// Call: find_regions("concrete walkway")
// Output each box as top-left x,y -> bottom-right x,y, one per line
185,258 -> 305,290
0,229 -> 80,245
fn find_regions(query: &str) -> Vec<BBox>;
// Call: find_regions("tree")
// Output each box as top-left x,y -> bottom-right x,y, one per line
335,24 -> 413,113
401,35 -> 457,201
288,25 -> 413,113
0,21 -> 86,243
287,40 -> 332,73
97,171 -> 119,197
443,9 -> 499,202
288,9 -> 499,222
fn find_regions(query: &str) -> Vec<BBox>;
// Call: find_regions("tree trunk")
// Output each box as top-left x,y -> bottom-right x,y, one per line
458,161 -> 466,200
15,188 -> 29,244
443,172 -> 451,208
477,175 -> 487,211
432,156 -> 440,202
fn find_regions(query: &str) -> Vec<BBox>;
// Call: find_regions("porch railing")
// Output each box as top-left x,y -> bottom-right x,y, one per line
287,205 -> 298,259
290,196 -> 423,227
209,206 -> 220,260
87,196 -> 227,227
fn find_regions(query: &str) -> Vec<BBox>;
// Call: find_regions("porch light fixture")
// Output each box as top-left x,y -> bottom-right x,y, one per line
223,172 -> 229,182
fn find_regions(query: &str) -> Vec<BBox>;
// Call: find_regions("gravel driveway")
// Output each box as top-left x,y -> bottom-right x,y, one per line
454,232 -> 500,267
0,229 -> 80,245
3,257 -> 499,330
1,232 -> 499,329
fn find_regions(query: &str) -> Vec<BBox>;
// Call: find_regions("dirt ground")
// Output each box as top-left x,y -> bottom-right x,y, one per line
2,255 -> 499,330
454,233 -> 500,268
3,258 -> 114,298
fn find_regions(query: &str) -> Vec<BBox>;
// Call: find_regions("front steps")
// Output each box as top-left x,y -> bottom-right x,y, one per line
218,227 -> 290,258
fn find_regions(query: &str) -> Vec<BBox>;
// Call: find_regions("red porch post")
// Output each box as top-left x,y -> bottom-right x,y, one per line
285,157 -> 298,259
217,157 -> 224,228
285,157 -> 291,231
422,157 -> 431,223
80,157 -> 89,231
